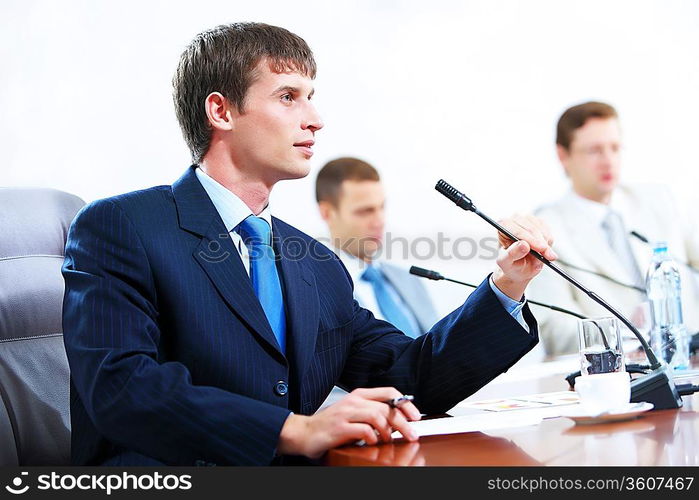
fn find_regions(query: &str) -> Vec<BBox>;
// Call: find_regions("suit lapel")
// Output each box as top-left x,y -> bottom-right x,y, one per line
562,197 -> 631,285
273,218 -> 319,380
173,167 -> 286,362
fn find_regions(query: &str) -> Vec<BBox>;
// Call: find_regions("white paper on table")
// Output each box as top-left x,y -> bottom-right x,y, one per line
391,410 -> 544,439
455,390 -> 580,411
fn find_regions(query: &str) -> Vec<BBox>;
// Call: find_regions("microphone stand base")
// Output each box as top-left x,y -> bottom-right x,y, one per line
630,366 -> 683,410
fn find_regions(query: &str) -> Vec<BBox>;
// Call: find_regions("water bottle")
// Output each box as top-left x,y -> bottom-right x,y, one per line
645,242 -> 690,370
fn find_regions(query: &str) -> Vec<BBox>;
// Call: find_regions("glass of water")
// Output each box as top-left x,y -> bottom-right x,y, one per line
578,317 -> 626,375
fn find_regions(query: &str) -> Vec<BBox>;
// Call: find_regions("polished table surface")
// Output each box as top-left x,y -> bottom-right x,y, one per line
325,356 -> 699,466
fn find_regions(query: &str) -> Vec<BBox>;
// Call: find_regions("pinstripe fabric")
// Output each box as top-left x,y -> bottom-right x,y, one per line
62,166 -> 539,466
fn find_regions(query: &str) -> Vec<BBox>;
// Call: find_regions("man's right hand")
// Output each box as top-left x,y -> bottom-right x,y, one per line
277,387 -> 421,459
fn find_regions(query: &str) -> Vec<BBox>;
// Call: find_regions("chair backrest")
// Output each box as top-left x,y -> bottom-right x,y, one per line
0,187 -> 84,465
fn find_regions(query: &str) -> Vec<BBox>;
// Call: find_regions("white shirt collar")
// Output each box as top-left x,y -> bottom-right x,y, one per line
568,189 -> 616,227
195,167 -> 272,233
337,249 -> 380,282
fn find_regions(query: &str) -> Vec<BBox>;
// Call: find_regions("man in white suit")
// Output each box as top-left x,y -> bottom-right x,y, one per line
315,157 -> 439,338
530,101 -> 699,355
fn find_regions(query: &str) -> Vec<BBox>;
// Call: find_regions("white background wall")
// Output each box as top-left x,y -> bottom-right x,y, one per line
2,0 -> 699,316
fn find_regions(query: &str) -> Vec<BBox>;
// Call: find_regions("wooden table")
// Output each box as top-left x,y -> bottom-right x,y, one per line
325,357 -> 699,466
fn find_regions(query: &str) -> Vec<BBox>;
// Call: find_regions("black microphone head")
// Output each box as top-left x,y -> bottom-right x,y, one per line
435,179 -> 475,211
630,230 -> 650,243
409,266 -> 444,281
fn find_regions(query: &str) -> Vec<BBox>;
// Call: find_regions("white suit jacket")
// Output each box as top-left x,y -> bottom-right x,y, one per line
529,184 -> 699,355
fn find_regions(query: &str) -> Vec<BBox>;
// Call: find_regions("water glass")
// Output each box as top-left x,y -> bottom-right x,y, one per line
578,317 -> 626,375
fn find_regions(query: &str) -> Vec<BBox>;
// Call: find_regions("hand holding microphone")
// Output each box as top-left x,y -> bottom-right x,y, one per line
491,214 -> 558,301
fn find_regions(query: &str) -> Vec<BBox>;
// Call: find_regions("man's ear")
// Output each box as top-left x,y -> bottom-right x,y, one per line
556,144 -> 570,177
318,201 -> 335,222
204,92 -> 234,131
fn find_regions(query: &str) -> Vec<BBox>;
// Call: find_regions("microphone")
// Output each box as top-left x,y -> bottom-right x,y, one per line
630,230 -> 649,244
630,230 -> 699,275
409,266 -> 445,282
435,179 -> 683,409
410,265 -> 588,320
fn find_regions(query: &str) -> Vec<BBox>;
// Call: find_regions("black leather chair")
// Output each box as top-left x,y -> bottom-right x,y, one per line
0,187 -> 84,465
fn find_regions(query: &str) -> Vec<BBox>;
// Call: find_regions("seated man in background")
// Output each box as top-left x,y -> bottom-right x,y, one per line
315,157 -> 439,338
529,101 -> 699,356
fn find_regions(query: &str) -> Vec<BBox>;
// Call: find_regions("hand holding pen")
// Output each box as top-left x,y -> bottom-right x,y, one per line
355,394 -> 419,446
277,387 -> 421,459
386,394 -> 414,409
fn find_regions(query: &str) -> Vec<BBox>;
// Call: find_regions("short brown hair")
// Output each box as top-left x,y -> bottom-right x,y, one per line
315,157 -> 380,206
556,101 -> 618,150
173,23 -> 317,164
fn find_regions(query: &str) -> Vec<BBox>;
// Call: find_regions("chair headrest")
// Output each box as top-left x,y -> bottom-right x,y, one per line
0,188 -> 85,259
0,188 -> 85,341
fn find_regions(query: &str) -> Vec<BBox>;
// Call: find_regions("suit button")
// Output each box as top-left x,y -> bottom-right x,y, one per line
274,381 -> 288,396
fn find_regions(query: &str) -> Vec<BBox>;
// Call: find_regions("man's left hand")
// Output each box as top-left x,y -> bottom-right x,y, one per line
492,213 -> 556,301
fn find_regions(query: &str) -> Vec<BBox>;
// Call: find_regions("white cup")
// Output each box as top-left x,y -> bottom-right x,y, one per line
575,371 -> 631,414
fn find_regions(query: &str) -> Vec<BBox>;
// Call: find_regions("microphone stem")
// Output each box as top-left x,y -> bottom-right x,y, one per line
444,277 -> 587,319
556,259 -> 646,294
473,209 -> 660,368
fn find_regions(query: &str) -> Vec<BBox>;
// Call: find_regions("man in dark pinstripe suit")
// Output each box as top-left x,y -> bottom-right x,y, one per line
62,22 -> 557,465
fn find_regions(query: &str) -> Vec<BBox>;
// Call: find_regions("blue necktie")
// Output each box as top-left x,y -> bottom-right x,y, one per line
237,216 -> 286,353
361,265 -> 420,338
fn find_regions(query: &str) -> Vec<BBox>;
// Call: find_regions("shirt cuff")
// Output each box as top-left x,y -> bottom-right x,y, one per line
488,275 -> 530,333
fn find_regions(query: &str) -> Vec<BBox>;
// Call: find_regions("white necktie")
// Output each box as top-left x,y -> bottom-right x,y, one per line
601,210 -> 645,289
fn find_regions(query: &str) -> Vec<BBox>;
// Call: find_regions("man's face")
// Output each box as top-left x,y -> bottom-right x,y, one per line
227,60 -> 323,184
320,180 -> 386,262
558,117 -> 622,203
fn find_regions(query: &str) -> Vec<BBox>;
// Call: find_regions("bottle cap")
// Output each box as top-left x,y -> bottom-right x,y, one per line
652,241 -> 668,254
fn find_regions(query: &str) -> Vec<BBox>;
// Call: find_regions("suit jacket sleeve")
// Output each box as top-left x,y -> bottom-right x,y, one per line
62,199 -> 291,465
339,274 -> 539,414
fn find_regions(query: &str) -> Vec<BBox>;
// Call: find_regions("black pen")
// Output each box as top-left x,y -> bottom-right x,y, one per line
385,395 -> 414,408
